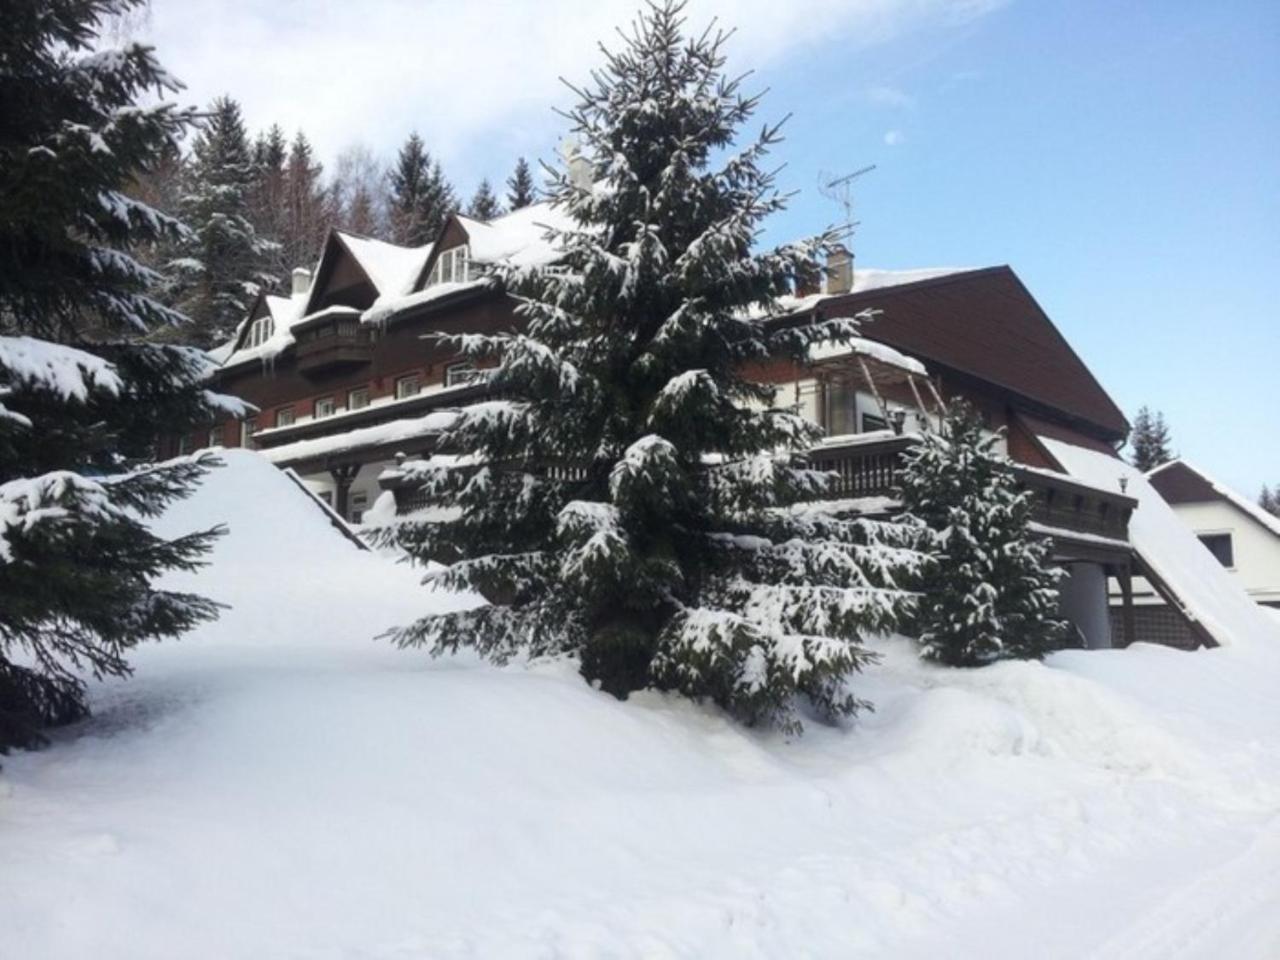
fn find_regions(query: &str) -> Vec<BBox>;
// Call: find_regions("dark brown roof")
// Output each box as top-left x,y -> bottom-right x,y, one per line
1147,460 -> 1225,504
810,266 -> 1129,442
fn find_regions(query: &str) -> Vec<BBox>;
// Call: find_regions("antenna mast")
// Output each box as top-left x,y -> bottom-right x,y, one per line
818,164 -> 876,243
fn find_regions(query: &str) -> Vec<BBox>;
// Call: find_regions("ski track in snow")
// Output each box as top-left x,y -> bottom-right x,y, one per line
2,451 -> 1279,959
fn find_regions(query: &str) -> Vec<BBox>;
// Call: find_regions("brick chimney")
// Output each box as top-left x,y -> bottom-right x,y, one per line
826,245 -> 853,295
291,267 -> 311,297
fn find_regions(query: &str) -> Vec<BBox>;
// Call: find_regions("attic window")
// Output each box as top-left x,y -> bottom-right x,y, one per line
427,245 -> 471,287
247,316 -> 273,348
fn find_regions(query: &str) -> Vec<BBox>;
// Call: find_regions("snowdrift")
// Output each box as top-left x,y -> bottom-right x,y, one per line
1,451 -> 1279,959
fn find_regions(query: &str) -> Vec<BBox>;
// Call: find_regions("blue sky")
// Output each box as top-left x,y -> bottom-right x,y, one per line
144,0 -> 1277,494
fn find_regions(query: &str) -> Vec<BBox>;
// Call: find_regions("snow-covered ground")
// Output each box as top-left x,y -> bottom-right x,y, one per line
2,451 -> 1279,959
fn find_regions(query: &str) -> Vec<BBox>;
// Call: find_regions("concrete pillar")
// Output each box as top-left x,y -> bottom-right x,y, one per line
1058,562 -> 1112,649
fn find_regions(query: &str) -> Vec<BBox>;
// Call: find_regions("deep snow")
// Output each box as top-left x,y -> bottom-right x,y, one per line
1,450 -> 1278,959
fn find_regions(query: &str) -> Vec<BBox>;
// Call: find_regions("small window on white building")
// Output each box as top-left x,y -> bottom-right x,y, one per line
314,396 -> 335,419
1198,533 -> 1234,569
240,417 -> 259,449
275,407 -> 295,428
395,374 -> 421,399
427,245 -> 471,287
348,387 -> 370,411
247,316 -> 273,348
444,361 -> 478,387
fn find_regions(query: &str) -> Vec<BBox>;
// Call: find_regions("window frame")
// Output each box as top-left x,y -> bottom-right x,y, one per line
395,374 -> 421,400
314,396 -> 336,419
348,490 -> 370,524
1197,532 -> 1235,569
348,387 -> 370,411
240,417 -> 259,448
444,361 -> 478,387
275,406 -> 296,428
247,316 -> 273,348
207,426 -> 222,448
428,245 -> 471,287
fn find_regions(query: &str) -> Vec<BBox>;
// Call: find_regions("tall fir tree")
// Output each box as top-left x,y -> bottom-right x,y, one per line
249,123 -> 288,275
168,96 -> 278,348
0,0 -> 244,754
380,2 -> 925,732
1261,484 -> 1279,518
388,132 -> 456,245
282,131 -> 332,270
897,402 -> 1067,666
506,156 -> 537,209
466,178 -> 503,220
1129,405 -> 1173,473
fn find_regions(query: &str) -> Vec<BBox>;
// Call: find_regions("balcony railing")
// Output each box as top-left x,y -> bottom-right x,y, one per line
808,432 -> 1134,544
295,316 -> 373,376
380,431 -> 1134,550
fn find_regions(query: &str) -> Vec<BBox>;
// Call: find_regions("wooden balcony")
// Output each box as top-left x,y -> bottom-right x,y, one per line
806,432 -> 1135,555
294,315 -> 373,376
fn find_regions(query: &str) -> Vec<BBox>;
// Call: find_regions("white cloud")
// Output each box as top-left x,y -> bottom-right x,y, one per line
884,129 -> 905,146
865,84 -> 915,108
135,0 -> 1003,171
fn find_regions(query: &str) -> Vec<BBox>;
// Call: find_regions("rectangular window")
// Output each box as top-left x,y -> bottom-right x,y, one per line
428,245 -> 471,286
395,374 -> 421,399
444,361 -> 477,387
314,396 -> 335,419
348,387 -> 370,411
240,417 -> 259,449
861,412 -> 887,433
247,316 -> 272,348
349,491 -> 369,524
275,407 -> 295,428
177,433 -> 192,455
207,426 -> 222,448
1198,533 -> 1234,568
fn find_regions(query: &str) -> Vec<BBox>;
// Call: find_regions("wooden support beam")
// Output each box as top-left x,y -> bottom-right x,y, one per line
1117,563 -> 1137,648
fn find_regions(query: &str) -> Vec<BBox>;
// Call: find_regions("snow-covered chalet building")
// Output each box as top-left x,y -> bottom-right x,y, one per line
162,202 -> 1231,652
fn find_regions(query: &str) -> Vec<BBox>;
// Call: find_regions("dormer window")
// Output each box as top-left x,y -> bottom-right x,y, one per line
247,316 -> 273,348
427,245 -> 471,287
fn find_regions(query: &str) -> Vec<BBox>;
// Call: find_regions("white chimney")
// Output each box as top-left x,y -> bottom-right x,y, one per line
291,267 -> 311,297
826,245 -> 853,295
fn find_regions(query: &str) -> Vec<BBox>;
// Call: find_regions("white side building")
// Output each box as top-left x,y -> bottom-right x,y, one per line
1145,460 -> 1280,608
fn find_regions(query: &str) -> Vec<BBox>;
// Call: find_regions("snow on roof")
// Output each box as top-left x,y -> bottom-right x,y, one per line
1042,437 -> 1280,650
258,409 -> 460,467
1149,459 -> 1280,540
776,267 -> 981,316
809,335 -> 928,376
456,201 -> 576,269
339,233 -> 433,299
220,291 -> 310,370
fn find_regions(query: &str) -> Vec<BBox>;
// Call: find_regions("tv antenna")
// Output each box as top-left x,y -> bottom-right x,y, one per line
818,164 -> 876,241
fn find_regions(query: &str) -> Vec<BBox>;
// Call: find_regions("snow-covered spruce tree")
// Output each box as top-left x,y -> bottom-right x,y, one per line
168,96 -> 278,348
467,178 -> 503,220
897,401 -> 1067,666
389,132 -> 457,246
1128,405 -> 1172,474
282,131 -> 332,271
0,0 -> 242,753
381,1 -> 925,733
506,156 -> 537,210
